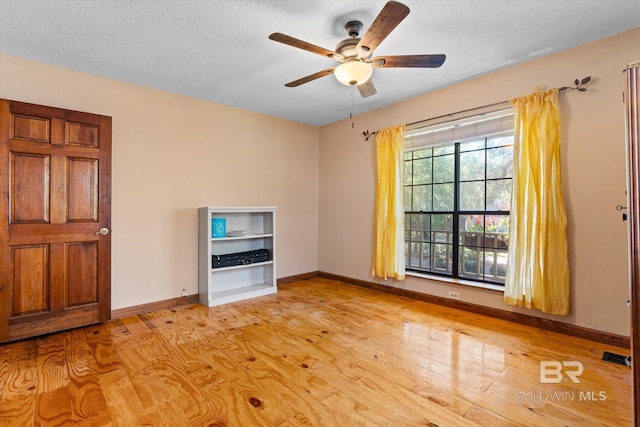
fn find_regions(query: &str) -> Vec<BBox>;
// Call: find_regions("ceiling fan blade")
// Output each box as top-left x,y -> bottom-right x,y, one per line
356,1 -> 410,57
372,54 -> 446,68
269,32 -> 338,59
357,79 -> 377,98
284,68 -> 336,87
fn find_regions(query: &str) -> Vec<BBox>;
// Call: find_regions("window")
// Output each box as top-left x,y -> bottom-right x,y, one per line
404,108 -> 514,285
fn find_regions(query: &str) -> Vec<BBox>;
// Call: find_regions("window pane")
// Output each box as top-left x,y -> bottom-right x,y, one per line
413,148 -> 432,159
433,244 -> 452,272
433,183 -> 454,211
485,215 -> 510,246
410,213 -> 430,232
485,251 -> 497,277
405,215 -> 411,241
486,146 -> 513,179
412,158 -> 431,185
460,247 -> 483,279
410,242 -> 421,268
421,243 -> 431,269
496,251 -> 507,280
412,185 -> 432,211
405,152 -> 413,161
459,214 -> 484,247
486,179 -> 511,211
460,214 -> 485,232
410,214 -> 430,242
431,213 -> 453,232
433,154 -> 454,183
484,249 -> 508,283
433,145 -> 454,156
432,231 -> 451,243
404,160 -> 413,185
460,181 -> 485,211
460,139 -> 485,152
460,150 -> 485,181
404,186 -> 412,211
405,242 -> 409,265
487,134 -> 514,148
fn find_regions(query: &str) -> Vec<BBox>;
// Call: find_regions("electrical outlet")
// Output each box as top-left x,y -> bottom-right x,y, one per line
448,291 -> 460,300
181,288 -> 187,297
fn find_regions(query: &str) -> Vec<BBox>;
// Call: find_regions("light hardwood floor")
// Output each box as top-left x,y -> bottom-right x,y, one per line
0,277 -> 632,426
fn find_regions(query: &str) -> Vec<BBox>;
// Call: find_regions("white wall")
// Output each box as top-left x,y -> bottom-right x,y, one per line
0,54 -> 320,310
319,28 -> 640,336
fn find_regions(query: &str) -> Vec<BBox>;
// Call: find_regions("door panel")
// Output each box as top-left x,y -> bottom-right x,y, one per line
67,157 -> 98,221
11,153 -> 50,223
67,122 -> 98,147
0,99 -> 111,342
10,244 -> 49,316
67,241 -> 98,306
12,114 -> 50,142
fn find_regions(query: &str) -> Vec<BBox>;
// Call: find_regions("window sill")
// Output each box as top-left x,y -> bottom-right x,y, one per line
405,270 -> 505,292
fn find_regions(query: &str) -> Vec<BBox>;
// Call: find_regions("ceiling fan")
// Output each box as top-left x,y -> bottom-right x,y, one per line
268,1 -> 446,98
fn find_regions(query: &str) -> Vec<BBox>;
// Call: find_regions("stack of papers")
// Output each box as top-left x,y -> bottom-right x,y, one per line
227,230 -> 254,237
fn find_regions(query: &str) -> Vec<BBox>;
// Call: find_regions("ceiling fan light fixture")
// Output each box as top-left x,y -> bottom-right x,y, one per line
334,61 -> 373,86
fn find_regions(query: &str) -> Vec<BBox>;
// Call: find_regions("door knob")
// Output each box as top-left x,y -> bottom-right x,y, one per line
94,227 -> 109,236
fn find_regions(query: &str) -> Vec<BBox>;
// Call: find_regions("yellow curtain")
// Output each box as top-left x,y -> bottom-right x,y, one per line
504,88 -> 569,314
372,124 -> 406,280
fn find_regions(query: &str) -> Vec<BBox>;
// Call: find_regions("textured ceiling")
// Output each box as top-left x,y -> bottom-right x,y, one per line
1,1 -> 640,126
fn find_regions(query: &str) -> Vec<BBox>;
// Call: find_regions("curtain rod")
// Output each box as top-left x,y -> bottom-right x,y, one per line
362,76 -> 591,141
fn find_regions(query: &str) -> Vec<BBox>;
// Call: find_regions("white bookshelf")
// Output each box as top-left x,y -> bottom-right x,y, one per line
198,207 -> 276,307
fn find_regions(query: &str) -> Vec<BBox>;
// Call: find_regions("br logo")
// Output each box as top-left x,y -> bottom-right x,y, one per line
540,361 -> 584,384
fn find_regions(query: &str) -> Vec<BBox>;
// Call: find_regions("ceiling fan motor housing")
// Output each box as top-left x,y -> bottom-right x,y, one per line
340,21 -> 371,59
344,20 -> 363,38
335,37 -> 360,59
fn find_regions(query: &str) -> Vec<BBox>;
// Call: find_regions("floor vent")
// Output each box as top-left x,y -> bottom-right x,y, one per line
602,351 -> 631,367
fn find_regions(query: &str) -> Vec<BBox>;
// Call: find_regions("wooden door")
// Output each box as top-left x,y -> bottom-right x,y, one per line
0,100 -> 111,342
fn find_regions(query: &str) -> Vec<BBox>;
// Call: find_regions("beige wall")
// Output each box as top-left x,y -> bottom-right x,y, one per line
319,28 -> 640,336
0,54 -> 320,310
2,27 -> 638,335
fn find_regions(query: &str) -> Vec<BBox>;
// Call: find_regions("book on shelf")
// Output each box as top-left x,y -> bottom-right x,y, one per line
211,218 -> 226,238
